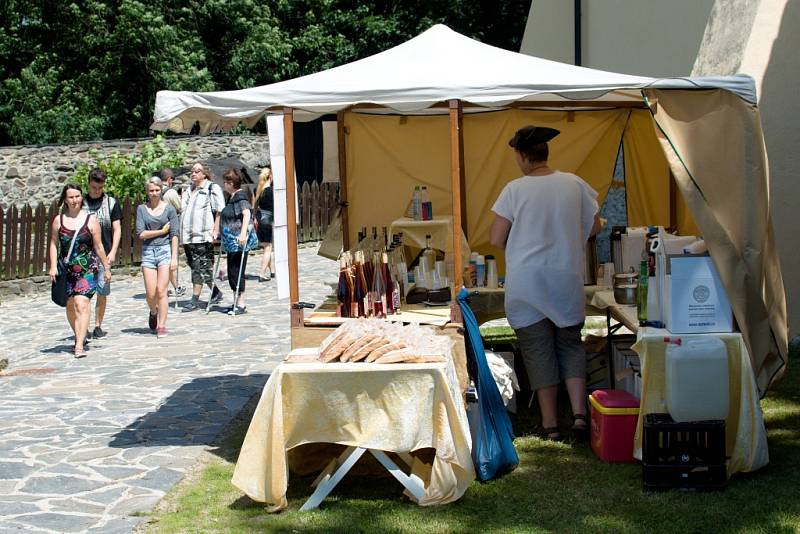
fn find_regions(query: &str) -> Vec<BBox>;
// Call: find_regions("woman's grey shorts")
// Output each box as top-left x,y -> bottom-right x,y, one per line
141,244 -> 172,269
514,318 -> 585,390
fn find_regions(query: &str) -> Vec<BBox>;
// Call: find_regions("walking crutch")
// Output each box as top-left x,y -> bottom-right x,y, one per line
231,231 -> 250,317
206,244 -> 223,315
172,261 -> 181,310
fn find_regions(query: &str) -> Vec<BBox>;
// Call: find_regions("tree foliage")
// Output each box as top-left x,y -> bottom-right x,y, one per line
0,0 -> 529,145
73,135 -> 188,200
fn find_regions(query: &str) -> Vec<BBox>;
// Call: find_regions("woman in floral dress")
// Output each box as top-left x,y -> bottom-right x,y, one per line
48,183 -> 112,358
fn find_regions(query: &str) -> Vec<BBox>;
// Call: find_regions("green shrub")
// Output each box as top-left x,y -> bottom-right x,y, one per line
72,135 -> 187,201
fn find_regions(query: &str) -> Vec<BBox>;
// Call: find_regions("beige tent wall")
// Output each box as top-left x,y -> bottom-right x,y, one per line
623,109 -> 699,234
645,88 -> 788,394
344,109 -> 634,258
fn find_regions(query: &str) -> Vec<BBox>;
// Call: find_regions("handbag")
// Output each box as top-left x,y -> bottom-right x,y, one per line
51,215 -> 81,307
221,224 -> 259,253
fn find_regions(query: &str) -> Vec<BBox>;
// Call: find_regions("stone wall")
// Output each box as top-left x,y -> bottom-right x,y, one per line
0,134 -> 270,210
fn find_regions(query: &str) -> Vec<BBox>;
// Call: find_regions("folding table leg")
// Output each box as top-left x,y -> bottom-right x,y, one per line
311,446 -> 357,488
369,449 -> 426,502
395,451 -> 426,496
300,446 -> 366,511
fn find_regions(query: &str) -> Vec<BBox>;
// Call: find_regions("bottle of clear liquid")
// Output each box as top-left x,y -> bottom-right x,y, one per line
422,234 -> 436,273
412,186 -> 422,221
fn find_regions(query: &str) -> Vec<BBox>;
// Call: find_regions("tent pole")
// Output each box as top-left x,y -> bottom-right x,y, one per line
449,99 -> 466,322
337,111 -> 350,250
284,107 -> 302,328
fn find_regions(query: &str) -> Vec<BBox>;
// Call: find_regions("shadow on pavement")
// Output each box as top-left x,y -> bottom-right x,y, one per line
108,373 -> 269,450
40,344 -> 75,354
120,327 -> 156,336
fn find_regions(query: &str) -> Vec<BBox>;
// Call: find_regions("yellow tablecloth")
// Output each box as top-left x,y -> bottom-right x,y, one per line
589,288 -> 639,331
632,328 -> 769,475
231,360 -> 475,511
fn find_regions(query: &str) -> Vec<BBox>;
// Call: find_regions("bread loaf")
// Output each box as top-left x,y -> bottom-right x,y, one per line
365,342 -> 407,362
340,334 -> 380,362
320,332 -> 357,362
349,337 -> 391,362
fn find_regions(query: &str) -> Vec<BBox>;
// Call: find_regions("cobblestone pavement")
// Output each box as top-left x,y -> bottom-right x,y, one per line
0,245 -> 339,533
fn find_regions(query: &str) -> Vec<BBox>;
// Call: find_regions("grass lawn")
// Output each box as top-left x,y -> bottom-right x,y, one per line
141,339 -> 800,534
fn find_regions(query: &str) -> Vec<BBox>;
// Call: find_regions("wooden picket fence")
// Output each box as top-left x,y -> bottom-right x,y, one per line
0,198 -> 143,281
0,182 -> 339,280
298,181 -> 339,243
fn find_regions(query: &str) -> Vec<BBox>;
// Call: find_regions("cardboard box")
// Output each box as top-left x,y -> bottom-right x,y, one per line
664,255 -> 733,334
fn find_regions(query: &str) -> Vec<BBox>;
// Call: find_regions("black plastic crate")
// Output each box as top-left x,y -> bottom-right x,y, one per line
643,462 -> 727,491
643,413 -> 726,465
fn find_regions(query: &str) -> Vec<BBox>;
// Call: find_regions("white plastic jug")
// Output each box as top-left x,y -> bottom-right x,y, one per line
665,337 -> 729,422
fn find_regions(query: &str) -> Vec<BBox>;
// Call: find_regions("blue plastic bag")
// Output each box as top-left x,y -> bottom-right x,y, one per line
458,288 -> 519,481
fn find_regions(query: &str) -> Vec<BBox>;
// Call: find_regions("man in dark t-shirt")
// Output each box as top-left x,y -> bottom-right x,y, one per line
83,168 -> 122,338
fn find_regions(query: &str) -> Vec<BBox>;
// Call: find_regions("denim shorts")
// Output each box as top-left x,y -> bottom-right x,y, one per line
141,244 -> 172,269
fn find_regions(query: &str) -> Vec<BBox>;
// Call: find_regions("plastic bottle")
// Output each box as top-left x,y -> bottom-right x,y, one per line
422,234 -> 436,273
476,255 -> 486,287
420,186 -> 432,220
469,252 -> 479,287
486,254 -> 498,289
412,186 -> 422,221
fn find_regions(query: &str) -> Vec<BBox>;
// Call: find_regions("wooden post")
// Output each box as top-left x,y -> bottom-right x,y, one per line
337,111 -> 350,250
448,100 -> 467,321
284,107 -> 303,328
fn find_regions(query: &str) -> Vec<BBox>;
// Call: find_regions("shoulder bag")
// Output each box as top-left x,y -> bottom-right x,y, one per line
51,215 -> 82,307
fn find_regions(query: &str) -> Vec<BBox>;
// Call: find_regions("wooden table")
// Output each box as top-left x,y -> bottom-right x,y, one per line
231,359 -> 475,511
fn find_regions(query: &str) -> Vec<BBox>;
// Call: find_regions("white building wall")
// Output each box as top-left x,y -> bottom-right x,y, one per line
522,0 -> 714,76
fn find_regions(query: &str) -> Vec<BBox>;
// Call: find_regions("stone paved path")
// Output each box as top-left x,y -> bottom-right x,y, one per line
0,245 -> 338,533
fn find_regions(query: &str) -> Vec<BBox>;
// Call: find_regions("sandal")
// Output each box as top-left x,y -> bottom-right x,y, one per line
74,346 -> 88,359
533,426 -> 561,441
572,414 -> 589,439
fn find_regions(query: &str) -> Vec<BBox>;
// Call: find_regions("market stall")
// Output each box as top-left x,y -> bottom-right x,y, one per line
152,24 -> 788,496
152,24 -> 787,396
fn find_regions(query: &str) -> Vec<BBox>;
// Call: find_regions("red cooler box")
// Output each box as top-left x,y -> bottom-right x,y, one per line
590,389 -> 640,462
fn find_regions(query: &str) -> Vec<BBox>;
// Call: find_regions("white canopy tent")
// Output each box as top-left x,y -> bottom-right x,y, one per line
152,24 -> 787,394
152,24 -> 756,128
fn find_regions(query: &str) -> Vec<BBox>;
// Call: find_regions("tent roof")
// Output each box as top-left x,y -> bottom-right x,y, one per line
152,24 -> 757,133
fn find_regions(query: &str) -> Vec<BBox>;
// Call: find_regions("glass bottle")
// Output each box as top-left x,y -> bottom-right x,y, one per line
382,252 -> 396,315
354,251 -> 369,317
637,257 -> 649,323
336,256 -> 351,317
372,252 -> 387,318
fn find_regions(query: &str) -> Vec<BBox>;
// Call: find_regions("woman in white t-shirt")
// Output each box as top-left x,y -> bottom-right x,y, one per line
490,125 -> 601,441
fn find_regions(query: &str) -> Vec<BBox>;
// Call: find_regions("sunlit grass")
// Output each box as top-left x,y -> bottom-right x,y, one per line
142,344 -> 800,533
